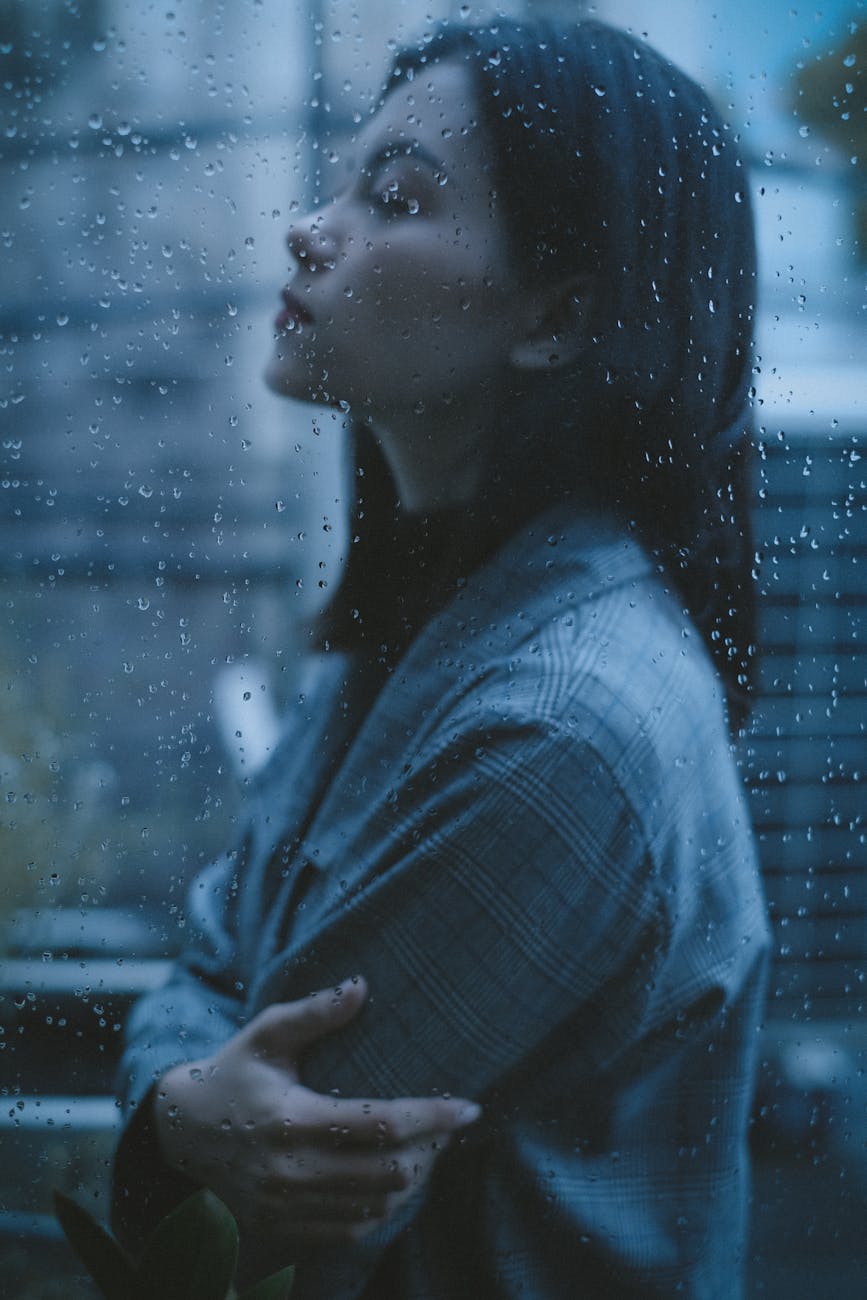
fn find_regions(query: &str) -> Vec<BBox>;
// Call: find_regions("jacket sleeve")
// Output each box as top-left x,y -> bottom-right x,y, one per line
271,706 -> 665,1105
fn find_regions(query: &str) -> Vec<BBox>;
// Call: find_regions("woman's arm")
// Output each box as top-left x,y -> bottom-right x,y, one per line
282,712 -> 661,1103
241,711 -> 667,1296
114,855 -> 478,1261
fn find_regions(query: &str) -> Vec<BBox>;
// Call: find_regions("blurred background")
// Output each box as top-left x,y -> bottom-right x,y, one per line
1,0 -> 864,1294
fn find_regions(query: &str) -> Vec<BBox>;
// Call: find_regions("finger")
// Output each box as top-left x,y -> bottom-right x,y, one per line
296,1093 -> 481,1147
273,1145 -> 435,1194
249,977 -> 368,1056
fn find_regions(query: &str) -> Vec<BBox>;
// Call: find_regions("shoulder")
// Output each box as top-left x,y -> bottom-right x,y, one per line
415,515 -> 736,845
436,517 -> 723,752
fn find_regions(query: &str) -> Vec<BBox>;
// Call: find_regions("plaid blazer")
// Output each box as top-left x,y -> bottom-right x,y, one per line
116,504 -> 770,1298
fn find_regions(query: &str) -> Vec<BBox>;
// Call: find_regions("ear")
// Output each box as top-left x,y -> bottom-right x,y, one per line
508,275 -> 594,374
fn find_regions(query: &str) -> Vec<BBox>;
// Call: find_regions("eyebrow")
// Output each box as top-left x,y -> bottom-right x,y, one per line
363,139 -> 443,178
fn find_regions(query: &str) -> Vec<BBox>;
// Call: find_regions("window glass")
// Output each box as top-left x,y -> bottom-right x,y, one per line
2,1 -> 864,1293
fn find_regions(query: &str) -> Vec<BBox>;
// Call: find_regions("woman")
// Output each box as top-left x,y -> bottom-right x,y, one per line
113,19 -> 770,1298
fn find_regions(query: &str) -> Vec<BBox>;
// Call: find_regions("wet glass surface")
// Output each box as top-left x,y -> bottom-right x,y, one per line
1,2 -> 865,1294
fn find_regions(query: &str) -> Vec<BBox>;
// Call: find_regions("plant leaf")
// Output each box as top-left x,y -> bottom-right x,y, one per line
240,1264 -> 296,1300
135,1188 -> 239,1300
53,1190 -> 137,1300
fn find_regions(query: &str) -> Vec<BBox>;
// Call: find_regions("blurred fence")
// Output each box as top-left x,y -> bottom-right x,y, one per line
747,401 -> 866,1024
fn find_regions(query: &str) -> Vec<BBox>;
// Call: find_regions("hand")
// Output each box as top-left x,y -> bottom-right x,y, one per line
152,977 -> 480,1253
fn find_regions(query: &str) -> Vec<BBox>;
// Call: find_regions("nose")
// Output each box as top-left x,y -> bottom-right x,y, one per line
286,211 -> 338,273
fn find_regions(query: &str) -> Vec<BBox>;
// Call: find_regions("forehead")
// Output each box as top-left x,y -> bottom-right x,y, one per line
358,58 -> 485,173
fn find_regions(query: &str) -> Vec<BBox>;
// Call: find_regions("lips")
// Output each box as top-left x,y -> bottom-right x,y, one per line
275,287 -> 313,332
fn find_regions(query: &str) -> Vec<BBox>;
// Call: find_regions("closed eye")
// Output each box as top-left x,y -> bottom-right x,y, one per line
361,140 -> 442,218
368,178 -> 422,217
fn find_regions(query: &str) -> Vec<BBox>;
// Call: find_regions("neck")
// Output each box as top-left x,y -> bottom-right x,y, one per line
360,384 -> 501,513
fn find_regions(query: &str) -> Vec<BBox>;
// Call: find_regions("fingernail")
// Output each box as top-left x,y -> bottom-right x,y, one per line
457,1102 -> 482,1125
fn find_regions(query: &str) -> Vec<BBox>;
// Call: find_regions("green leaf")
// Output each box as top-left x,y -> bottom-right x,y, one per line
135,1189 -> 239,1300
240,1264 -> 296,1300
53,1190 -> 137,1300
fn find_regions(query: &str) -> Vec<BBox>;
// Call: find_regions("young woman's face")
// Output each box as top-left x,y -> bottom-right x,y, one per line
265,59 -> 520,418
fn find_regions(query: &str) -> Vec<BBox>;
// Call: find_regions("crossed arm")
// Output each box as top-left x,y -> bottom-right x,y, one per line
116,712 -> 659,1276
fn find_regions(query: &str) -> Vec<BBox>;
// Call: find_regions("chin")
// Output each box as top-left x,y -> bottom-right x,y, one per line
265,351 -> 312,400
263,364 -> 294,397
265,361 -> 345,410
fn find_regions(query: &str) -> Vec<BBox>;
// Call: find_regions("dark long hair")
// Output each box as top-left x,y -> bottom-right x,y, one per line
315,19 -> 758,730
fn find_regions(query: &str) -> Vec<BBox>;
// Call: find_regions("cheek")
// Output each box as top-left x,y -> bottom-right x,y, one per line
373,251 -> 501,334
